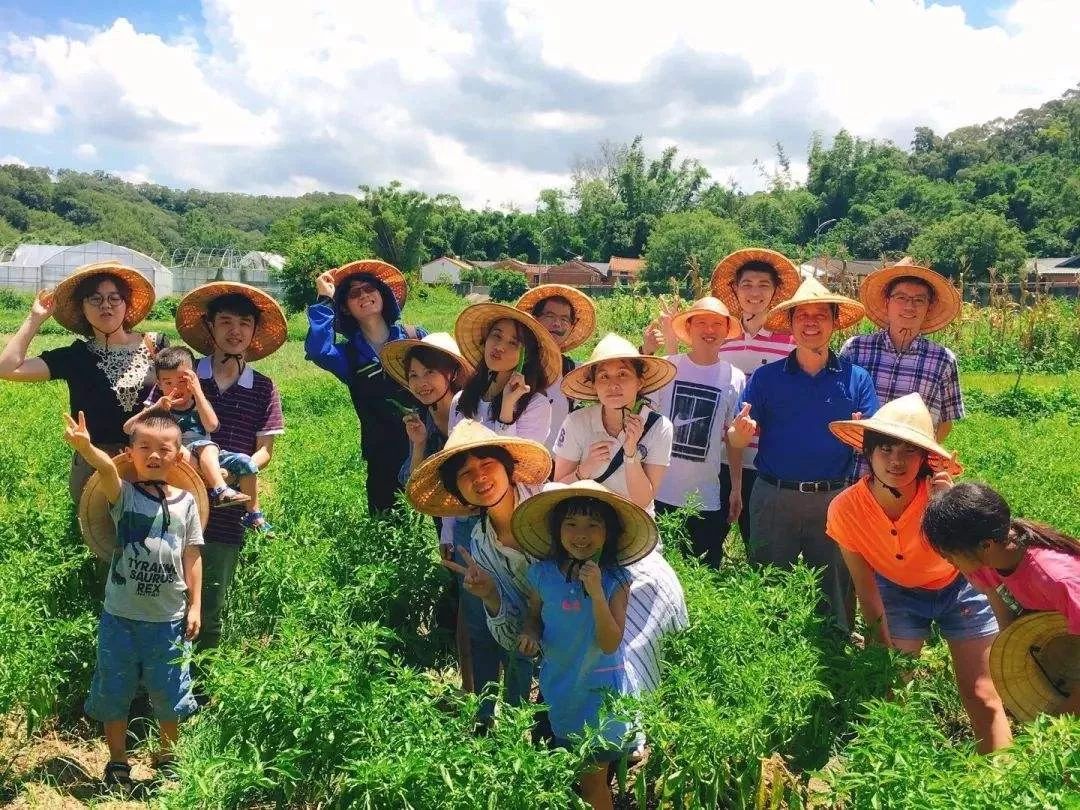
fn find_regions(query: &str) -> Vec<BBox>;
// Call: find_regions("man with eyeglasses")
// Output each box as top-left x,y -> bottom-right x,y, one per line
841,258 -> 964,477
515,284 -> 597,449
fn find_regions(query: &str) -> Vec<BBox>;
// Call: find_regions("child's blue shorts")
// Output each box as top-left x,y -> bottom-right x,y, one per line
875,572 -> 999,642
84,611 -> 198,723
189,441 -> 260,477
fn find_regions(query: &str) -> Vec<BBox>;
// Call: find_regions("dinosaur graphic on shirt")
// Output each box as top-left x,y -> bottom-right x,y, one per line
109,505 -> 167,587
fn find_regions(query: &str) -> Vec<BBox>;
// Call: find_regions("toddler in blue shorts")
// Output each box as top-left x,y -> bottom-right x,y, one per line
125,345 -> 263,517
66,409 -> 204,790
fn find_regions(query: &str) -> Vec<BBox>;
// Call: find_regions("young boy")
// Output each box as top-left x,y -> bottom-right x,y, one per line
124,345 -> 256,511
64,410 -> 203,790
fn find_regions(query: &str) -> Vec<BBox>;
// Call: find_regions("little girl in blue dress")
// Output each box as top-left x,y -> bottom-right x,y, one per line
513,480 -> 658,810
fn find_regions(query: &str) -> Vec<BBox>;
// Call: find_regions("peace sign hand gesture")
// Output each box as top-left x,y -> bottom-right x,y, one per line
62,411 -> 93,454
440,546 -> 498,604
728,403 -> 757,448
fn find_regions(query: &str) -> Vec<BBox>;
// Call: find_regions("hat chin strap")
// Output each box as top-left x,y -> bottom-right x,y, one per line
203,318 -> 246,375
134,479 -> 171,534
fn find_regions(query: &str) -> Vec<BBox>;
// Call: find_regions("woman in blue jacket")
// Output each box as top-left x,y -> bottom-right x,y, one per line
305,259 -> 426,514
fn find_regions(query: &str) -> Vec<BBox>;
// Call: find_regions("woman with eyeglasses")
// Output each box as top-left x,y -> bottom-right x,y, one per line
304,260 -> 427,515
0,262 -> 166,500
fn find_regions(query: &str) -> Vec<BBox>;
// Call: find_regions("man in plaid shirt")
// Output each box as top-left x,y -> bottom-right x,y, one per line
841,260 -> 964,477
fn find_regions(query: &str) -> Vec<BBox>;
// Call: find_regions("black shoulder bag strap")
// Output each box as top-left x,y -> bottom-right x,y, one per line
595,410 -> 661,484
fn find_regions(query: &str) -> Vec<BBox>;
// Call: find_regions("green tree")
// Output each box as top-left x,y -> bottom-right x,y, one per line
359,182 -> 439,272
642,211 -> 744,289
909,211 -> 1027,279
488,270 -> 528,302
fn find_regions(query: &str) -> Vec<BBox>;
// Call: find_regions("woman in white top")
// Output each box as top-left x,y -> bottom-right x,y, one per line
552,333 -> 676,515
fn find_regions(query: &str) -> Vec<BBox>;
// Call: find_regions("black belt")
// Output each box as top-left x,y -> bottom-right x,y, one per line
758,473 -> 851,493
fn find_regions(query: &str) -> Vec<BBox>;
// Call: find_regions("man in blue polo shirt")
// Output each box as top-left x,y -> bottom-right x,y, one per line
728,277 -> 878,633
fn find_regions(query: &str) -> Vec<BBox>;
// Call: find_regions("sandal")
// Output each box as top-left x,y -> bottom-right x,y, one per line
209,486 -> 250,508
240,510 -> 275,537
103,760 -> 134,792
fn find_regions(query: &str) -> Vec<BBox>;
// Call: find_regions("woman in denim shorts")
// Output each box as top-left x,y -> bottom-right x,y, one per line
825,393 -> 1013,753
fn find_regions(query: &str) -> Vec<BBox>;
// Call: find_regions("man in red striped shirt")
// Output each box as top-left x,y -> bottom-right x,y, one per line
710,249 -> 800,541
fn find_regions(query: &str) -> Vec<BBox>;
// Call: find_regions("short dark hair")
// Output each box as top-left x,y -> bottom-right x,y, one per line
206,293 -> 261,324
884,276 -> 936,304
531,295 -> 577,324
72,272 -> 133,336
129,412 -> 182,445
788,302 -> 840,326
154,345 -> 196,373
405,345 -> 466,394
734,260 -> 780,287
437,446 -> 516,508
547,496 -> 622,568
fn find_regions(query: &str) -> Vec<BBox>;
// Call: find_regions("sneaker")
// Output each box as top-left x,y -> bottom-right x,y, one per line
209,486 -> 250,508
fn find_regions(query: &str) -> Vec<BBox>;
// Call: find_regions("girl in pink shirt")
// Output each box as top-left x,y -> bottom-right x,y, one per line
923,482 -> 1080,717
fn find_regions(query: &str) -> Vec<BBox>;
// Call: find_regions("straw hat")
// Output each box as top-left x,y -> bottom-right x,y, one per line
511,480 -> 658,565
515,284 -> 597,352
380,332 -> 475,390
829,393 -> 963,476
764,276 -> 864,332
330,259 -> 408,308
670,296 -> 742,345
989,612 -> 1080,723
454,303 -> 563,389
860,259 -> 961,334
51,262 -> 156,334
78,456 -> 210,561
176,282 -> 288,362
709,248 -> 801,315
406,419 -> 553,517
562,333 -> 677,402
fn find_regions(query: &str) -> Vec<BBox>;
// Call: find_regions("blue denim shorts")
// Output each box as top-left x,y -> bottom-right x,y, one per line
190,442 -> 260,477
84,611 -> 197,723
875,572 -> 999,642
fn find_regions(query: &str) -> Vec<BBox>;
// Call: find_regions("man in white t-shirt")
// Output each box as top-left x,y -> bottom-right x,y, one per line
515,284 -> 597,449
645,296 -> 746,566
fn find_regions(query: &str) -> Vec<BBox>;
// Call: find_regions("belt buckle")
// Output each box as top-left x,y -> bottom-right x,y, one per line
798,481 -> 819,493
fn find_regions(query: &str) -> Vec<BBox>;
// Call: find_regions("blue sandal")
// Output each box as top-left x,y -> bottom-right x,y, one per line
240,511 -> 275,536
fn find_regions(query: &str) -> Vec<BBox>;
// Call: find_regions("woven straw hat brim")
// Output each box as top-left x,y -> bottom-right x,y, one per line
379,334 -> 475,390
990,612 -> 1080,723
453,303 -> 563,389
510,481 -> 658,565
78,456 -> 209,561
515,284 -> 597,352
561,338 -> 677,401
331,259 -> 408,308
671,298 -> 742,345
406,433 -> 553,518
175,282 -> 287,361
765,292 -> 864,332
860,264 -> 961,334
52,262 -> 156,334
829,416 -> 963,476
710,248 -> 801,316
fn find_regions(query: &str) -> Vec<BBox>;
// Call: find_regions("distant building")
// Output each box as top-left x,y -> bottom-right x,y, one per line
0,240 -> 173,296
420,255 -> 475,283
609,257 -> 645,284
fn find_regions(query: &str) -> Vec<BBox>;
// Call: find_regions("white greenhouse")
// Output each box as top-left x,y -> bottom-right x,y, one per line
0,241 -> 173,297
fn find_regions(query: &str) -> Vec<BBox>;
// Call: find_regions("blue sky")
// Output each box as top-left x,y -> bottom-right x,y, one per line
0,1 -> 1076,206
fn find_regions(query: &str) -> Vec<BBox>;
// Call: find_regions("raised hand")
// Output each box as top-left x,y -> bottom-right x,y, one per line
577,560 -> 603,599
578,440 -> 613,479
930,470 -> 955,494
641,319 -> 662,356
440,546 -> 497,602
728,403 -> 757,448
403,412 -> 428,447
179,366 -> 202,397
152,394 -> 177,412
315,271 -> 336,298
62,411 -> 93,453
502,370 -> 531,408
31,289 -> 55,321
622,411 -> 644,454
658,297 -> 680,346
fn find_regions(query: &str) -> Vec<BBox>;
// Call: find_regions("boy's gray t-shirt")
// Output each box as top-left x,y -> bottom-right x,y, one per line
105,481 -> 204,623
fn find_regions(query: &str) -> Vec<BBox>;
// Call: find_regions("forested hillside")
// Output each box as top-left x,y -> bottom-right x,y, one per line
2,84 -> 1077,285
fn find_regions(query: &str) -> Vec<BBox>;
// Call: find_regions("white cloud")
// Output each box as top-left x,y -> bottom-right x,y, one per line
0,0 -> 1076,208
0,154 -> 29,167
114,164 -> 153,184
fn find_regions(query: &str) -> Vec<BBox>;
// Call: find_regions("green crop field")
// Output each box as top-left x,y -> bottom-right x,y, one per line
1,292 -> 1078,808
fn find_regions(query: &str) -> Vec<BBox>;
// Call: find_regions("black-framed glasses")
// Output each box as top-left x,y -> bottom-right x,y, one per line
85,293 -> 125,308
889,293 -> 930,308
